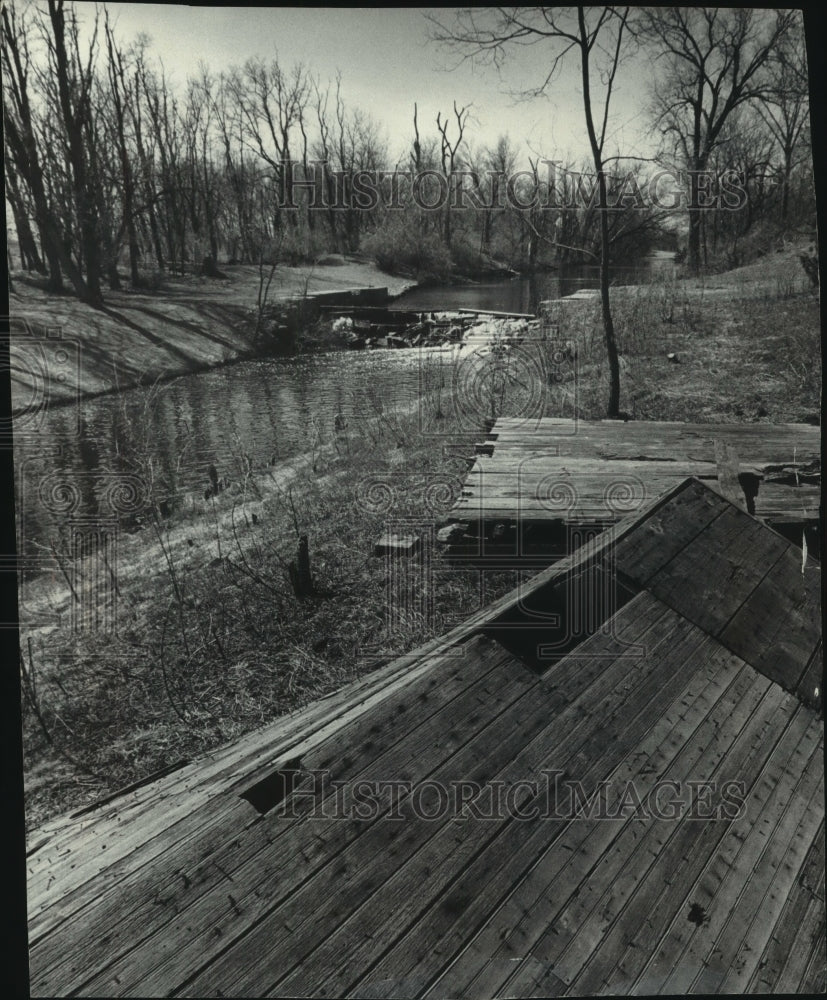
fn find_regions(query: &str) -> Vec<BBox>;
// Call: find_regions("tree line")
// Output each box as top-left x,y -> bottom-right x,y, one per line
430,5 -> 812,416
3,3 -> 814,317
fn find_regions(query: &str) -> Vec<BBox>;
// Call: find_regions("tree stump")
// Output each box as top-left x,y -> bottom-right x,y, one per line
288,534 -> 315,598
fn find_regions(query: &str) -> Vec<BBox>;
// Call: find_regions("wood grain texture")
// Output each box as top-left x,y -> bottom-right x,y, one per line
452,418 -> 820,536
27,477 -> 824,998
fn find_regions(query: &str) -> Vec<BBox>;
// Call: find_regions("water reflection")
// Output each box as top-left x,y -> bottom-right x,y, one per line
16,347 -> 455,572
16,254 -> 674,574
393,251 -> 676,314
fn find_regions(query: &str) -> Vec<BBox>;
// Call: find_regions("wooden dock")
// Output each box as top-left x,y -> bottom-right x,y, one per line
452,417 -> 821,535
26,479 -> 823,996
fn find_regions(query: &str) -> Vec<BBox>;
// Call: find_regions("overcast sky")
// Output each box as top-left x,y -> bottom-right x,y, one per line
73,4 -> 655,166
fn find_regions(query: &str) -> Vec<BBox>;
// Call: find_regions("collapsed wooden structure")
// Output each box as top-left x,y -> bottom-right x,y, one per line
451,417 -> 820,541
27,479 -> 823,996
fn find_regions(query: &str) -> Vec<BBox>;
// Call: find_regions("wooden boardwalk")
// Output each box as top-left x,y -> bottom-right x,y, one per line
26,480 -> 823,996
452,417 -> 821,532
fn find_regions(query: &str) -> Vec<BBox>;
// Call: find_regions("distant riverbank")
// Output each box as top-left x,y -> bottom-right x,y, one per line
8,257 -> 417,415
8,245 -> 813,417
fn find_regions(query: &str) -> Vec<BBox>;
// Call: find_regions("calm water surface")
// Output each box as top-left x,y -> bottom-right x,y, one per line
17,253 -> 675,572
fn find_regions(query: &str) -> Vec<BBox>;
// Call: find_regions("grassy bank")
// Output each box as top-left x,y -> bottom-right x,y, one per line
20,372 -> 524,829
18,250 -> 821,831
9,257 -> 415,413
549,246 -> 820,423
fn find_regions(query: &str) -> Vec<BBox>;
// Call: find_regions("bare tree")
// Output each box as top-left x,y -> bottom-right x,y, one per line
2,3 -> 81,293
45,0 -> 104,304
104,12 -> 140,285
435,100 -> 470,247
235,56 -> 312,231
5,153 -> 45,274
215,68 -> 258,263
429,5 -> 633,417
471,134 -> 515,257
130,35 -> 166,271
641,7 -> 794,272
182,67 -> 222,267
754,13 -> 810,223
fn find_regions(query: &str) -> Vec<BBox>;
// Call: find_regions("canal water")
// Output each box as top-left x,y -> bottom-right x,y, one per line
15,346 -> 458,576
393,251 -> 677,313
16,252 -> 675,573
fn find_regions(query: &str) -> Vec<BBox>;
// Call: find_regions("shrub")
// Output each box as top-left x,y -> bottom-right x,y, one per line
362,214 -> 452,281
132,269 -> 166,292
449,235 -> 487,276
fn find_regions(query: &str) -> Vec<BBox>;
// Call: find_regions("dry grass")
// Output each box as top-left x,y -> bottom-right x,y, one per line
18,255 -> 821,830
20,374 -> 521,830
551,261 -> 820,423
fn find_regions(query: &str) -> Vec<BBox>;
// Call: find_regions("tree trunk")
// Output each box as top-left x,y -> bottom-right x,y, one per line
687,209 -> 702,273
48,0 -> 103,306
781,152 -> 792,222
578,9 -> 621,418
132,84 -> 165,271
597,170 -> 621,418
6,164 -> 45,273
288,534 -> 315,599
107,258 -> 122,290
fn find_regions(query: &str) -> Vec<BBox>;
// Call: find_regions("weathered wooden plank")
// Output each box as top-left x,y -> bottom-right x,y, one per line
183,595 -> 675,998
692,766 -> 825,993
721,553 -> 821,694
27,634 -> 501,945
465,421 -> 820,529
568,703 -> 821,997
645,503 -> 790,639
73,641 -> 545,997
313,622 -> 744,1000
29,642 -> 490,955
714,438 -> 745,508
656,726 -> 824,996
27,633 -> 477,893
384,682 -> 796,996
461,460 -> 719,478
745,819 -> 825,993
516,681 -> 803,996
613,478 -> 729,585
796,910 -> 827,996
30,638 -> 524,996
340,603 -> 734,999
797,643 -> 823,713
433,644 -> 760,1000
278,600 -> 680,995
754,482 -> 821,521
458,308 -> 536,319
490,417 -> 819,456
770,893 -> 826,996
620,708 -> 822,997
484,441 -> 819,468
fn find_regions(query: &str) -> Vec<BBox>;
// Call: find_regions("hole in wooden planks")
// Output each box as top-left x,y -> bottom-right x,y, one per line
737,473 -> 761,515
687,902 -> 709,927
482,565 -> 639,675
240,757 -> 304,815
764,520 -> 820,554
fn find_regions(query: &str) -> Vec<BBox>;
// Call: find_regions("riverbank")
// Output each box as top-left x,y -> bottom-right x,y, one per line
543,245 -> 820,424
9,257 -> 416,414
16,246 -> 821,829
19,383 -> 524,829
11,244 -> 816,418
